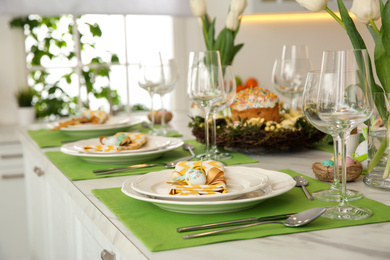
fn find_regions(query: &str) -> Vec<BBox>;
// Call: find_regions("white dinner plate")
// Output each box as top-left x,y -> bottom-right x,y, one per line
121,167 -> 296,214
72,136 -> 171,154
131,167 -> 269,201
50,116 -> 143,138
60,137 -> 184,164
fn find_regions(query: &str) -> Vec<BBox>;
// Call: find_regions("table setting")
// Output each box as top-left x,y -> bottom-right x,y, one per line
18,1 -> 390,258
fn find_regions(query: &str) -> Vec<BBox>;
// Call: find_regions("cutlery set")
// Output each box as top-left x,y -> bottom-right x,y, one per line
178,207 -> 326,239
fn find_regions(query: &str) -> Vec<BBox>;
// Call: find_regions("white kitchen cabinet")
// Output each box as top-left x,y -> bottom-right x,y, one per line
0,133 -> 29,260
21,134 -> 126,260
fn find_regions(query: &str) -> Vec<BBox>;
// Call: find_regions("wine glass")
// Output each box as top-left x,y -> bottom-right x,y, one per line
317,49 -> 374,220
138,52 -> 165,135
210,65 -> 237,160
155,59 -> 179,136
272,44 -> 312,111
303,70 -> 363,201
187,51 -> 224,160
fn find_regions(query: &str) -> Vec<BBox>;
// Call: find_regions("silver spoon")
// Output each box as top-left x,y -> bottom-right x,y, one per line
182,207 -> 326,239
294,176 -> 314,201
182,143 -> 196,157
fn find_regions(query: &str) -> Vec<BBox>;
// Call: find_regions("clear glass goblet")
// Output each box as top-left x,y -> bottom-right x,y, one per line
210,65 -> 237,160
187,51 -> 224,160
155,59 -> 179,136
303,70 -> 363,202
272,44 -> 312,111
138,52 -> 164,135
317,49 -> 374,220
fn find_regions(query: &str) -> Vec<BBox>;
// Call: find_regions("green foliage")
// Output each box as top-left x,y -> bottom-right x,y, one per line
200,13 -> 244,66
336,0 -> 389,125
10,15 -> 122,119
188,116 -> 324,151
15,87 -> 34,107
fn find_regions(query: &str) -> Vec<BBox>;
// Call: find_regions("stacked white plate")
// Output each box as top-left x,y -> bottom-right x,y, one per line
121,167 -> 296,214
60,135 -> 184,164
51,116 -> 144,138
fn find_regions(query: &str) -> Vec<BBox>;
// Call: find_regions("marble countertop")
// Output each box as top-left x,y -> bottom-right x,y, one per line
20,111 -> 390,260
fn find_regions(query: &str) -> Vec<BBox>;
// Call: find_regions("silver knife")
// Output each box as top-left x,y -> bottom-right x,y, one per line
177,213 -> 296,233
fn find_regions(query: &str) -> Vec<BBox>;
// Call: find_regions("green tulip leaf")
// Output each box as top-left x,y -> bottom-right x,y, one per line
215,28 -> 234,66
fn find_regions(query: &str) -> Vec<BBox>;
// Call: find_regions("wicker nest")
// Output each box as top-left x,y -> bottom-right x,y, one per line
312,161 -> 363,182
189,115 -> 326,152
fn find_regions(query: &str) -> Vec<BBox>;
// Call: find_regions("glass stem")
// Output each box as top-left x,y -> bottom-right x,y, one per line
210,109 -> 218,155
291,97 -> 298,111
160,94 -> 166,133
339,131 -> 350,207
204,109 -> 211,160
149,92 -> 155,129
331,135 -> 341,191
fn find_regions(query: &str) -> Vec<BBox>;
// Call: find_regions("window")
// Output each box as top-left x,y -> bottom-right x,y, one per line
17,14 -> 174,119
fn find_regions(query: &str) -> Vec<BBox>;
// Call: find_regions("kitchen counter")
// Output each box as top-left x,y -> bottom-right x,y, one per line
19,111 -> 390,260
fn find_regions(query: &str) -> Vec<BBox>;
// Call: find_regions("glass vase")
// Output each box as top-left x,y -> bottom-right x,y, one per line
363,92 -> 390,190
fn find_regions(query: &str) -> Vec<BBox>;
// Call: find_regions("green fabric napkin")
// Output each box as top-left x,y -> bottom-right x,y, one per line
28,123 -> 182,148
45,139 -> 258,181
92,169 -> 390,252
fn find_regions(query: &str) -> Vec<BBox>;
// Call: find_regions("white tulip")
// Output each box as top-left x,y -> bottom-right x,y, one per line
190,0 -> 207,17
296,0 -> 328,12
226,11 -> 240,31
350,0 -> 380,24
230,0 -> 248,15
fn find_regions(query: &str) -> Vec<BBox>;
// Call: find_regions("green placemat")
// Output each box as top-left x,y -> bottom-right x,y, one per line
28,123 -> 182,148
46,139 -> 258,181
313,139 -> 334,154
92,169 -> 390,252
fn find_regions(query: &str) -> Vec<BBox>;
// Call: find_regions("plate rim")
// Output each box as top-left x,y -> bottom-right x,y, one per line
60,137 -> 184,158
72,135 -> 172,154
121,167 -> 295,206
130,167 -> 270,201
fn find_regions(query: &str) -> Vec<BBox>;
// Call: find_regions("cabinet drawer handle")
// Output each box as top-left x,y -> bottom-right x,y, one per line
100,249 -> 116,260
1,173 -> 24,179
33,166 -> 44,177
1,153 -> 23,159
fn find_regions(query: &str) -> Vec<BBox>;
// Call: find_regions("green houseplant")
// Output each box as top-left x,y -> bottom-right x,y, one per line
15,87 -> 36,125
15,87 -> 34,107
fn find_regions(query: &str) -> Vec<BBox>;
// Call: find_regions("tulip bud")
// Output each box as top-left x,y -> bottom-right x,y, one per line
230,0 -> 248,15
350,0 -> 380,24
296,0 -> 328,12
190,0 -> 207,17
226,11 -> 240,31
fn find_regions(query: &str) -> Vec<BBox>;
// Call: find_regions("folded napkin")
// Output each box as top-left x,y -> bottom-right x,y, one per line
92,169 -> 390,252
45,139 -> 258,181
169,160 -> 226,195
82,132 -> 147,153
51,110 -> 109,130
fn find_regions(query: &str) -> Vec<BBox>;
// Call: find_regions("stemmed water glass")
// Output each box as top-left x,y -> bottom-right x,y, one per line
317,49 -> 373,220
210,65 -> 237,160
272,44 -> 312,111
138,52 -> 165,135
303,70 -> 362,202
187,51 -> 224,160
155,59 -> 179,136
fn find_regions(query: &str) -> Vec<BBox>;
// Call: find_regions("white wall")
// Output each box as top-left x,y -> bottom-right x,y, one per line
0,1 -> 378,124
180,0 -> 376,106
0,15 -> 27,125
